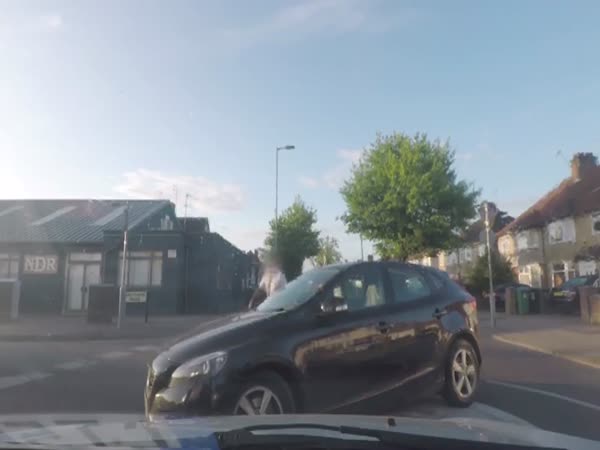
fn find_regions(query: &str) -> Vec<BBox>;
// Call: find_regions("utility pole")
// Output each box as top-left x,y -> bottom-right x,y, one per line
184,193 -> 190,231
117,202 -> 129,329
484,201 -> 496,328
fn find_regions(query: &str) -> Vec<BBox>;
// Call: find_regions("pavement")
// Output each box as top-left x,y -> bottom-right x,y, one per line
480,310 -> 600,369
0,314 -> 217,341
1,312 -> 600,442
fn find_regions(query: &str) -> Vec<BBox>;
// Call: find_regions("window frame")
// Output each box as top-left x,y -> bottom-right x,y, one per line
384,263 -> 436,307
318,264 -> 391,316
0,253 -> 20,279
592,212 -> 600,236
118,251 -> 163,288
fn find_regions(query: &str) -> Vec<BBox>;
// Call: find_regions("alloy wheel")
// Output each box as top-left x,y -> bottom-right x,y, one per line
451,348 -> 477,399
233,386 -> 284,415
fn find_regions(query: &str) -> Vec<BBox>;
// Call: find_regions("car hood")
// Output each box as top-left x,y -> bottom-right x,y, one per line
158,310 -> 278,364
0,413 -> 596,449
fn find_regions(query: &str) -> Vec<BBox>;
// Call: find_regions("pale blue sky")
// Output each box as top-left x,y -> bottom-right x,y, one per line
2,0 -> 600,259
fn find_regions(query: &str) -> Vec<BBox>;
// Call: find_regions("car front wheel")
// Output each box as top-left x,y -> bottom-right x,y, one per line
230,371 -> 296,415
443,339 -> 479,407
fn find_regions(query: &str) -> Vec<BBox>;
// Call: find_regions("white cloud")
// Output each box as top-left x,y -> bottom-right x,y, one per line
299,176 -> 320,188
114,169 -> 245,215
455,152 -> 474,162
298,148 -> 362,190
39,13 -> 63,30
0,13 -> 63,35
219,0 -> 413,50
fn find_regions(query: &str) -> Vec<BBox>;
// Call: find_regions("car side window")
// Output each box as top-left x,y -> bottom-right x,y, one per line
387,266 -> 431,304
327,266 -> 386,312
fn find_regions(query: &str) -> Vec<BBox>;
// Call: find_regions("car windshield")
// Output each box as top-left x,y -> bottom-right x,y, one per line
257,267 -> 340,312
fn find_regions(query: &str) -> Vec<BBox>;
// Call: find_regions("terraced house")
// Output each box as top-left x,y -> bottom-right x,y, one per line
497,153 -> 600,288
411,202 -> 513,281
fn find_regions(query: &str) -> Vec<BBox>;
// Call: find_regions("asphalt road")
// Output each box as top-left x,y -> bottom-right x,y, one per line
1,330 -> 600,442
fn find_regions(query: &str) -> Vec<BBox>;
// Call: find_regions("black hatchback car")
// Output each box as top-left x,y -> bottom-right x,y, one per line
145,262 -> 481,419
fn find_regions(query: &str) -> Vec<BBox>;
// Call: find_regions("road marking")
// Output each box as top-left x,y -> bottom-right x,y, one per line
487,379 -> 600,412
493,335 -> 600,370
0,372 -> 51,390
467,402 -> 532,426
132,345 -> 159,352
99,351 -> 131,360
54,360 -> 95,371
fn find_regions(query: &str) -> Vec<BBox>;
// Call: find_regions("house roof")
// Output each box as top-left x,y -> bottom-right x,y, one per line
0,199 -> 172,244
498,164 -> 600,236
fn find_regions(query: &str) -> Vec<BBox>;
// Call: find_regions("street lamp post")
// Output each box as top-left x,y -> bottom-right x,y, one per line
117,202 -> 129,329
484,201 -> 496,328
274,145 -> 295,251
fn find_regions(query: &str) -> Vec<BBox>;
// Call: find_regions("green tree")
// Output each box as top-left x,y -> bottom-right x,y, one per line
340,132 -> 479,260
467,251 -> 515,296
264,197 -> 320,280
311,236 -> 343,267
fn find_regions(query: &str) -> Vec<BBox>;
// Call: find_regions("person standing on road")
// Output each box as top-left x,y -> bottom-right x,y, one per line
248,255 -> 287,310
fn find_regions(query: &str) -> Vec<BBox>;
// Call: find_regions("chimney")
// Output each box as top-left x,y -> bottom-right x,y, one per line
571,152 -> 598,181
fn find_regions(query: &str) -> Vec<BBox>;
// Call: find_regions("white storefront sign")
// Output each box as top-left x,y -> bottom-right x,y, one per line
23,255 -> 58,274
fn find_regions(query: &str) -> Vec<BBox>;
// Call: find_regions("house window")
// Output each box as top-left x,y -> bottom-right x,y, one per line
547,218 -> 576,244
118,251 -> 163,287
478,244 -> 486,257
592,212 -> 600,236
448,251 -> 457,265
0,253 -> 20,279
500,237 -> 512,255
551,262 -> 576,288
462,247 -> 472,262
578,260 -> 597,276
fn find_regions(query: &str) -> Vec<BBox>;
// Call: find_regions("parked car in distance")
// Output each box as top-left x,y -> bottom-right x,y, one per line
485,282 -> 530,311
549,274 -> 599,314
145,261 -> 481,419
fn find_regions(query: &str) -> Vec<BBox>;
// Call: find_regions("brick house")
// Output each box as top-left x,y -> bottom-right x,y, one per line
497,153 -> 600,288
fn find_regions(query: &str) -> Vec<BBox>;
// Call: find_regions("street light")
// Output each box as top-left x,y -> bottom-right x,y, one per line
484,201 -> 496,328
116,202 -> 129,329
275,145 -> 295,251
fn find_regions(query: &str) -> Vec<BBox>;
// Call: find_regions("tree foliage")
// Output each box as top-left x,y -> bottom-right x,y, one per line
340,132 -> 479,260
466,251 -> 515,296
311,236 -> 343,267
264,197 -> 320,280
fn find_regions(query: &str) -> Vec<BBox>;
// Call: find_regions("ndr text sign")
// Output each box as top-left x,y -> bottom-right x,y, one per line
23,255 -> 59,274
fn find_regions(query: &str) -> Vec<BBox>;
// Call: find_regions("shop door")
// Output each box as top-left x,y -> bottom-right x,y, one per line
67,263 -> 101,312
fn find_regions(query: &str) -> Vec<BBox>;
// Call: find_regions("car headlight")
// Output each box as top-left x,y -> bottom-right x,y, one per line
171,351 -> 228,380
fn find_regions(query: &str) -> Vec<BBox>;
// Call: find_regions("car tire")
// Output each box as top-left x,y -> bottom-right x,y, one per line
443,339 -> 480,408
229,371 -> 296,415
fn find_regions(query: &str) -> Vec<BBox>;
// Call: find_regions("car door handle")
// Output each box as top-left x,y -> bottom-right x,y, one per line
433,308 -> 448,319
376,321 -> 390,334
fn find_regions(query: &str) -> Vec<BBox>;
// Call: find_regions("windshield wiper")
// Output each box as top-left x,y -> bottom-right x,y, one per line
216,423 -> 565,450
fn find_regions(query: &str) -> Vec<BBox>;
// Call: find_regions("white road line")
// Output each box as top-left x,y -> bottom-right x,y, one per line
0,372 -> 51,390
99,351 -> 132,360
54,360 -> 95,371
487,379 -> 600,412
493,335 -> 600,370
132,345 -> 159,352
467,402 -> 532,426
